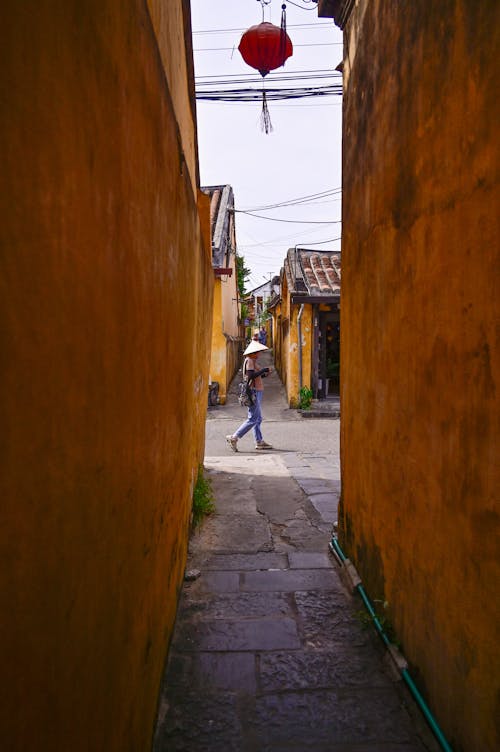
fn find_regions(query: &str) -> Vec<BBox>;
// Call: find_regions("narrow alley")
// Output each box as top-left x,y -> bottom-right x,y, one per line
154,353 -> 439,752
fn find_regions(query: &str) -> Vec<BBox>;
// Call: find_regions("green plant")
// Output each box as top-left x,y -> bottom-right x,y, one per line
355,600 -> 399,645
326,359 -> 339,379
240,302 -> 249,321
192,465 -> 215,528
236,254 -> 251,297
298,385 -> 313,410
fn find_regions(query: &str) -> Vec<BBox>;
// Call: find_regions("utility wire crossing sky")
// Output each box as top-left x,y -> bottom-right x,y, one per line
191,0 -> 343,290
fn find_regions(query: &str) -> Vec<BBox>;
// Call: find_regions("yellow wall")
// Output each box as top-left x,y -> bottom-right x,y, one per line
338,2 -> 499,750
0,3 -> 212,751
287,305 -> 313,407
209,210 -> 240,404
278,280 -> 314,407
210,279 -> 226,398
147,0 -> 198,194
209,274 -> 240,405
221,272 -> 239,338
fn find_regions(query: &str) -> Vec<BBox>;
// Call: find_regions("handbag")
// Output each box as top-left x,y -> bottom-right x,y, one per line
238,381 -> 254,407
237,357 -> 254,407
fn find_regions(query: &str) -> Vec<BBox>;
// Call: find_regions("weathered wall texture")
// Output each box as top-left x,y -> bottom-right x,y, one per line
0,2 -> 212,751
281,302 -> 313,408
275,268 -> 314,407
339,2 -> 499,750
209,272 -> 240,404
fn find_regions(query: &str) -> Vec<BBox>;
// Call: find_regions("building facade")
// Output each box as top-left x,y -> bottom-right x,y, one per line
271,249 -> 341,406
319,1 -> 500,749
0,3 -> 212,751
203,185 -> 241,404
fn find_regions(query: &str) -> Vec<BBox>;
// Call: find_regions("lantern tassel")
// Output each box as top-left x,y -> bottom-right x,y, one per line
280,4 -> 287,68
260,89 -> 273,134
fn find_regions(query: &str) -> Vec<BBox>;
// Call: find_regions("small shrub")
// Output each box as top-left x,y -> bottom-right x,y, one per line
192,465 -> 215,528
298,385 -> 313,410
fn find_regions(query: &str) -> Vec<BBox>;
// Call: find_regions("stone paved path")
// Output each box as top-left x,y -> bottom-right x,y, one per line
153,357 -> 438,752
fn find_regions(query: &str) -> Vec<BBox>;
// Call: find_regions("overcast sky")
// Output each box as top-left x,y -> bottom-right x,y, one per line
190,0 -> 343,291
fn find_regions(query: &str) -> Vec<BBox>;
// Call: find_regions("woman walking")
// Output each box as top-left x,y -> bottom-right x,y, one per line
226,340 -> 273,452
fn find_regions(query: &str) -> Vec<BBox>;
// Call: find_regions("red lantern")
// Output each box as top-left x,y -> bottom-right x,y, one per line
238,5 -> 293,133
238,22 -> 293,77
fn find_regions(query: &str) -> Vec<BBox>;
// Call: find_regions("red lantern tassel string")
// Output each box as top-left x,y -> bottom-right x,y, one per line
260,88 -> 273,134
280,4 -> 287,67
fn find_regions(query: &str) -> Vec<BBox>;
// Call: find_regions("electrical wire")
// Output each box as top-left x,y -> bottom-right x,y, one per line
298,236 -> 342,244
285,0 -> 318,10
193,22 -> 334,35
195,67 -> 339,79
239,187 -> 341,211
234,210 -> 340,224
195,42 -> 342,51
237,220 -> 340,251
196,85 -> 342,102
195,74 -> 341,88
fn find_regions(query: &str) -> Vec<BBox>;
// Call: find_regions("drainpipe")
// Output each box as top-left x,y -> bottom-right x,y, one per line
297,304 -> 305,392
329,537 -> 454,752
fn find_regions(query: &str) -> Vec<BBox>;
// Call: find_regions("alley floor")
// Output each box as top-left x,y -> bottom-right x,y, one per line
153,354 -> 439,752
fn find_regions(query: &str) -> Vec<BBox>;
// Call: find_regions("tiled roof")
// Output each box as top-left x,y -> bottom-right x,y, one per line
285,249 -> 341,298
201,184 -> 234,269
301,251 -> 341,296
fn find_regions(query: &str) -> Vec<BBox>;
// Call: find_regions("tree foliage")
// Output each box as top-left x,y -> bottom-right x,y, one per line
236,254 -> 251,297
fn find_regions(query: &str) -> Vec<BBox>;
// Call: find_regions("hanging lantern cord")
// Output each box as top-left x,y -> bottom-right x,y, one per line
280,4 -> 287,67
260,83 -> 273,134
258,0 -> 272,22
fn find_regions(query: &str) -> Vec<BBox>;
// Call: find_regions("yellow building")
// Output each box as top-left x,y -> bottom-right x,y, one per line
319,1 -> 499,750
203,185 -> 242,404
0,3 -> 212,751
271,249 -> 341,407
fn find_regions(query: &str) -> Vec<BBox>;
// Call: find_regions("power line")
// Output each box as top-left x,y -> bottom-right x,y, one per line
239,187 -> 341,212
235,210 -> 341,224
195,67 -> 340,79
195,72 -> 341,86
195,42 -> 342,51
237,221 -> 340,251
192,22 -> 335,35
298,236 -> 342,245
196,85 -> 342,102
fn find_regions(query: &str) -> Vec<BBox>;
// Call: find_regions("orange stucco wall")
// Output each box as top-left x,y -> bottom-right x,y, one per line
338,2 -> 499,750
0,3 -> 212,751
278,284 -> 313,407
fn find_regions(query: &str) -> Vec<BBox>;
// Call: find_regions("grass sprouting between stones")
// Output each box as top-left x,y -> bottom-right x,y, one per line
192,465 -> 215,528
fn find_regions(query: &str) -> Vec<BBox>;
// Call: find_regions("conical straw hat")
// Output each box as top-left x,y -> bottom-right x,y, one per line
243,340 -> 269,356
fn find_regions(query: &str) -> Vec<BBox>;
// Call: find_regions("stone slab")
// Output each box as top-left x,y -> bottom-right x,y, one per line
288,552 -> 334,569
252,689 -> 418,746
294,589 -> 374,647
309,499 -> 338,523
297,479 -> 336,494
258,648 -> 394,691
212,488 -> 256,514
177,591 -> 293,620
240,568 -> 342,593
193,571 -> 240,593
167,651 -> 257,692
203,552 -> 289,571
259,745 -> 427,752
275,518 -> 336,551
155,690 -> 243,752
193,513 -> 272,553
174,617 -> 301,651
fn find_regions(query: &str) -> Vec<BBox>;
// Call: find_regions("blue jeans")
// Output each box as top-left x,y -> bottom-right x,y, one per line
234,390 -> 263,442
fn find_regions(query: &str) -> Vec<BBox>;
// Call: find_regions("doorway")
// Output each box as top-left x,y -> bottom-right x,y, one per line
317,311 -> 340,399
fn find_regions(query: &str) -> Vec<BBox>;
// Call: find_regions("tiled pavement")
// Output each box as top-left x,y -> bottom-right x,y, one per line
153,362 -> 439,752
